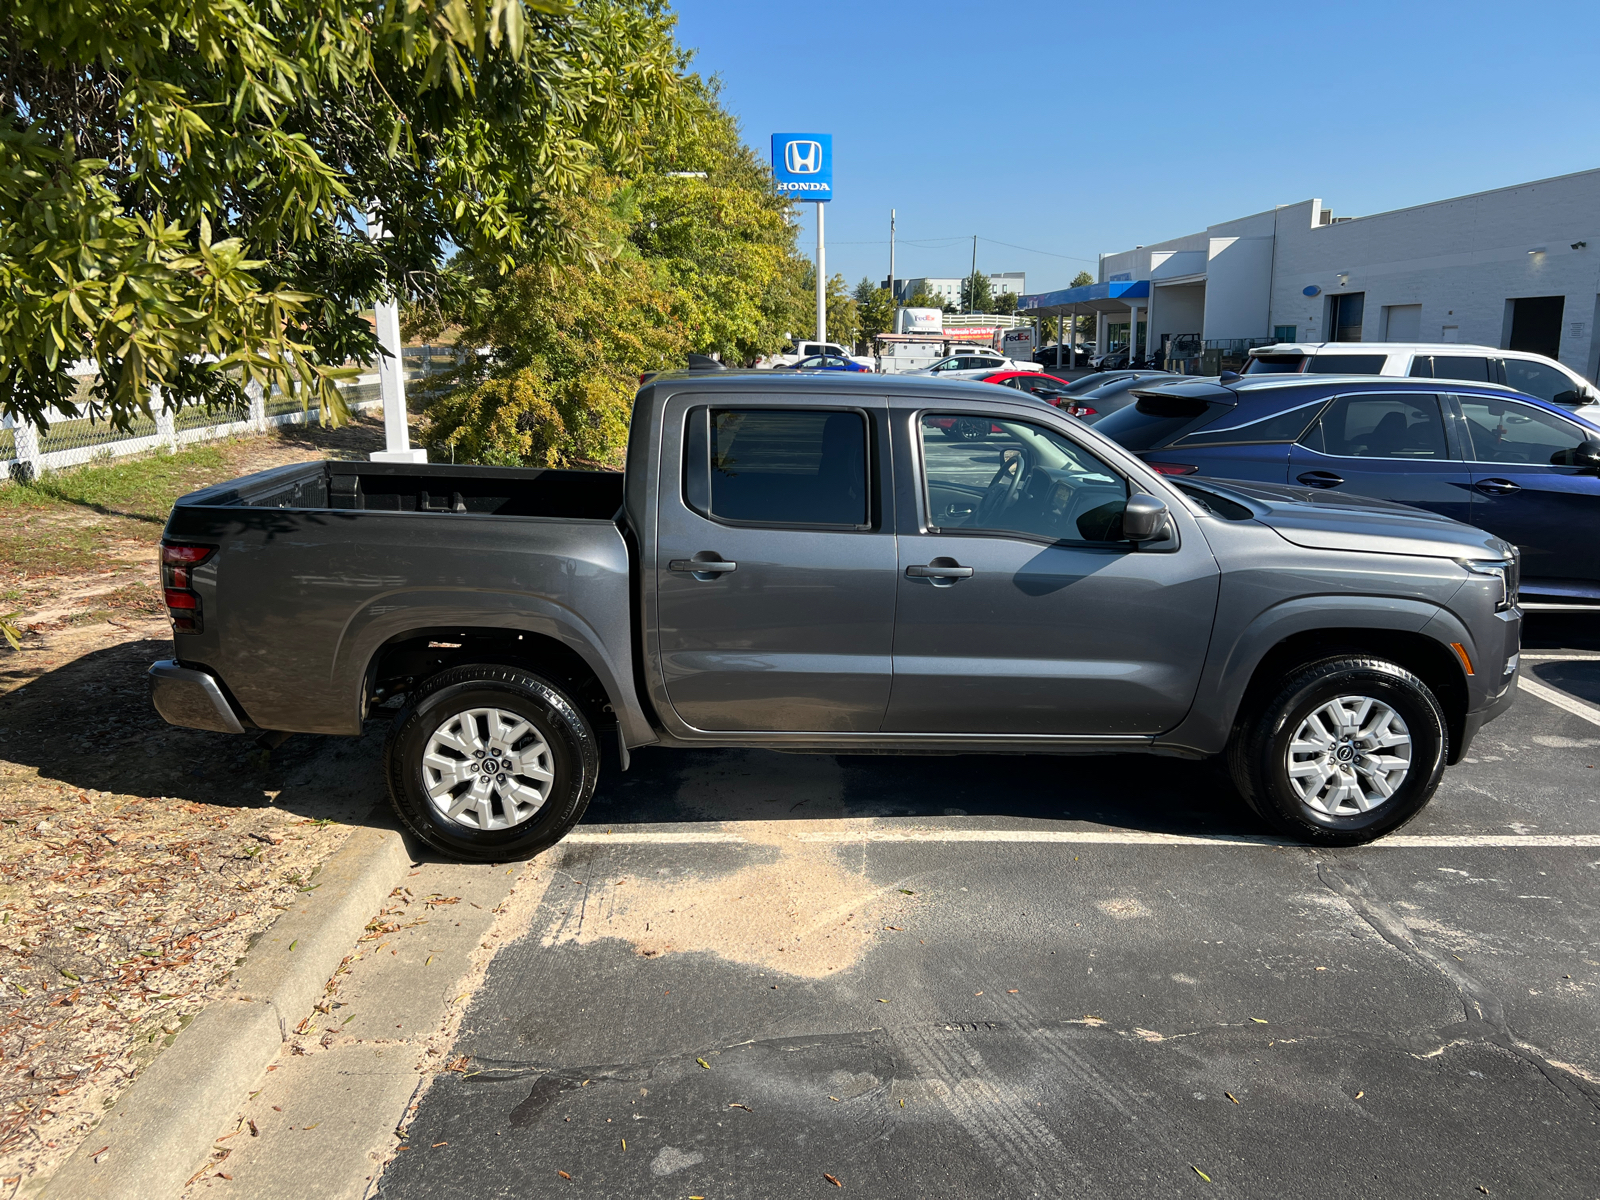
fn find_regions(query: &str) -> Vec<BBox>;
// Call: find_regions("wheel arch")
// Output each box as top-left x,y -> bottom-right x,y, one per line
1236,628 -> 1470,763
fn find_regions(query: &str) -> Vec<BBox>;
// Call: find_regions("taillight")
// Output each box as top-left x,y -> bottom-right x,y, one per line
1148,462 -> 1198,476
161,542 -> 215,633
1062,404 -> 1097,417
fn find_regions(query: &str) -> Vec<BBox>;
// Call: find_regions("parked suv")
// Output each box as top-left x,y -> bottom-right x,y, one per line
1244,342 -> 1600,418
1093,374 -> 1600,610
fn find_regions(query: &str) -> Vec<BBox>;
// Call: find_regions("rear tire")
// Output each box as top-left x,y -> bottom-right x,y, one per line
384,665 -> 599,861
1227,657 -> 1447,845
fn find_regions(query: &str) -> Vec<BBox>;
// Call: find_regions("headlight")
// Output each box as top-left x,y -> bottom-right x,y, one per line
1459,557 -> 1517,612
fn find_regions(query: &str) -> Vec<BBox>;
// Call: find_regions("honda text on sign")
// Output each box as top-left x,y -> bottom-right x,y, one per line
771,133 -> 833,200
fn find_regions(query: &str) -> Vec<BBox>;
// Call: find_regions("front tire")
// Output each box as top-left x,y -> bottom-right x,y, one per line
1227,657 -> 1447,845
384,665 -> 599,861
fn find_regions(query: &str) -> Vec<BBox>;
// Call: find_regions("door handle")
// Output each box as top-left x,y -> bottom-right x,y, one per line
669,558 -> 737,575
1472,478 -> 1522,496
1296,471 -> 1344,489
906,564 -> 975,579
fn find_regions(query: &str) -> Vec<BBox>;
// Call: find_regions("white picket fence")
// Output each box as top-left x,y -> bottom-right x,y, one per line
0,348 -> 466,482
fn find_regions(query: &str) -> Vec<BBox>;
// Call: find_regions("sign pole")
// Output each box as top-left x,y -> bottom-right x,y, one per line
815,201 -> 827,344
889,208 -> 896,306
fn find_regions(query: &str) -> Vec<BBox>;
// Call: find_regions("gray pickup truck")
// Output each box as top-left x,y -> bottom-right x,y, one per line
150,372 -> 1521,858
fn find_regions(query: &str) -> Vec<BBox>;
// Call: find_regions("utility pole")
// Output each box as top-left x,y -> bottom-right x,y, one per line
888,209 -> 896,307
969,234 -> 978,313
815,201 -> 826,344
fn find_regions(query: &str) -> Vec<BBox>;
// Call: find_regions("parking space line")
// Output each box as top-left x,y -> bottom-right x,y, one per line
1517,674 -> 1600,728
1520,652 -> 1600,662
567,829 -> 1600,848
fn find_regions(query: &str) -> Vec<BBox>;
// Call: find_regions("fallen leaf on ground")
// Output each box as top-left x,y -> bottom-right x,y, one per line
1225,1092 -> 1239,1104
1193,1166 -> 1212,1182
1355,1090 -> 1364,1099
898,889 -> 914,895
730,1103 -> 752,1112
558,1170 -> 571,1179
1249,1018 -> 1268,1024
697,1057 -> 711,1069
1007,989 -> 1018,994
248,1120 -> 259,1136
433,1142 -> 448,1148
824,1173 -> 843,1187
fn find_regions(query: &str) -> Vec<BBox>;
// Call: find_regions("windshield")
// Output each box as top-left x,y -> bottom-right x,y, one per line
1092,395 -> 1233,451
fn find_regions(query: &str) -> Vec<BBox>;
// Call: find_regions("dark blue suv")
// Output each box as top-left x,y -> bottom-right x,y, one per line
1093,375 -> 1600,609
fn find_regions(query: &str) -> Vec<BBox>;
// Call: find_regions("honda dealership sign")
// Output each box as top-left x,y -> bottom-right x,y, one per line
771,133 -> 833,200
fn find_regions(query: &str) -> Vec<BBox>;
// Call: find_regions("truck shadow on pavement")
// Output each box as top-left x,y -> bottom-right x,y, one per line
586,745 -> 1268,840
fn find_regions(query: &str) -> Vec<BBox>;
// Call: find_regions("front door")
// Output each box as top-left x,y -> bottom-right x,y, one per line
1288,390 -> 1475,524
884,412 -> 1219,736
1455,393 -> 1600,596
656,402 -> 898,732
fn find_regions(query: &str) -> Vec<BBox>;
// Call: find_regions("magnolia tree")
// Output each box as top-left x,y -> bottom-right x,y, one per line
0,0 -> 693,430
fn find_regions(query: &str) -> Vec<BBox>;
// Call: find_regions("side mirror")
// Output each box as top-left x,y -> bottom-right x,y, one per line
1551,438 -> 1600,470
1122,493 -> 1171,542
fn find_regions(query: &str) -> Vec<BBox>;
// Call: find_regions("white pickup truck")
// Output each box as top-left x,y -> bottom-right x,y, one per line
758,340 -> 875,370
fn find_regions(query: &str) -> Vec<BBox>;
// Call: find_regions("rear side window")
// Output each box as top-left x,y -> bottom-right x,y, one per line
1092,395 -> 1231,451
1175,398 -> 1330,446
1244,354 -> 1307,374
1430,356 -> 1491,383
684,408 -> 869,528
1306,354 -> 1388,374
1299,393 -> 1449,459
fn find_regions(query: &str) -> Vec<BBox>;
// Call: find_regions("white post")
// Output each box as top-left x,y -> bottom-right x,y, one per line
1056,315 -> 1064,368
11,420 -> 41,483
888,208 -> 896,304
368,211 -> 427,464
248,378 -> 266,432
815,202 -> 827,344
153,384 -> 177,451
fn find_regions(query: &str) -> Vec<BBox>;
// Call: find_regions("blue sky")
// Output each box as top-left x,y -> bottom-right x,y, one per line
672,0 -> 1600,295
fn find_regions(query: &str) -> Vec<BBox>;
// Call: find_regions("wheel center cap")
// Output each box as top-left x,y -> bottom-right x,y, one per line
1335,744 -> 1355,763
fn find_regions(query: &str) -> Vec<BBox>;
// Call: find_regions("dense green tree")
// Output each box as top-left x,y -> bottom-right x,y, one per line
853,278 -> 894,342
1070,270 -> 1095,288
993,290 -> 1019,316
1,0 -> 692,429
959,270 -> 992,313
800,267 -> 858,349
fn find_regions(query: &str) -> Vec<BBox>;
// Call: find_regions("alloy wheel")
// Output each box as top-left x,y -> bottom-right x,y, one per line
1286,695 -> 1412,816
422,706 -> 554,830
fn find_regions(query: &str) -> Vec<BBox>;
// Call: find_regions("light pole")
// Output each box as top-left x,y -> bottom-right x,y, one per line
815,201 -> 826,344
888,208 -> 896,309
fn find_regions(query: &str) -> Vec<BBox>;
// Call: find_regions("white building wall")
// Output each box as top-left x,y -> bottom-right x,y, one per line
1267,173 -> 1600,380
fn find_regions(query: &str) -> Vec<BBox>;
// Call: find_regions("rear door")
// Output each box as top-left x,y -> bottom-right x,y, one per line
1288,391 -> 1475,524
884,409 -> 1218,735
1454,393 -> 1600,593
655,398 -> 898,732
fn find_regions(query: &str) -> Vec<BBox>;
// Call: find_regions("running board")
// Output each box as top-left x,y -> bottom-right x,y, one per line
1520,601 -> 1600,613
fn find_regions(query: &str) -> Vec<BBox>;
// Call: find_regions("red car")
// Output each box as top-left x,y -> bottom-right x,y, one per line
926,371 -> 1078,441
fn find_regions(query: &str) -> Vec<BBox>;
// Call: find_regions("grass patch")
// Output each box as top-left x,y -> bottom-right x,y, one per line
0,445 -> 232,522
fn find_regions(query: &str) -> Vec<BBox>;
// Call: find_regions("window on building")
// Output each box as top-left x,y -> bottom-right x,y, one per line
1508,296 -> 1565,360
1300,393 -> 1448,459
1329,292 -> 1365,342
686,408 -> 870,528
1273,325 -> 1298,343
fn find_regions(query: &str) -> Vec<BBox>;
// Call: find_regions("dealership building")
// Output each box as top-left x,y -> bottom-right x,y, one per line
1021,167 -> 1600,380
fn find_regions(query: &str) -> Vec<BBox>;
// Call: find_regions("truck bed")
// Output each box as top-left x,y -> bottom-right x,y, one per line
188,460 -> 624,521
161,460 -> 639,741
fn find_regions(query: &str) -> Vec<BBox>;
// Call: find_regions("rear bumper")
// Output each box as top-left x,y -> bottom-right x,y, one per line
149,660 -> 246,735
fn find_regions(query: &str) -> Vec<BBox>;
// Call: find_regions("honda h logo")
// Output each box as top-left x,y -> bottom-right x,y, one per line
785,140 -> 822,174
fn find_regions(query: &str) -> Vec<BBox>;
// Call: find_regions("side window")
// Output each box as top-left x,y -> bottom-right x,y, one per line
1301,393 -> 1449,459
1458,397 -> 1590,465
1306,354 -> 1388,374
685,408 -> 869,528
1500,358 -> 1580,405
919,414 -> 1129,544
1430,356 -> 1491,383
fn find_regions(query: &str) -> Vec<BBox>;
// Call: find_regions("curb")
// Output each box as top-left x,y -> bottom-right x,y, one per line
41,825 -> 415,1200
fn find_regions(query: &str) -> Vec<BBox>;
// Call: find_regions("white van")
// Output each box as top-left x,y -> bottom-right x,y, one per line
1244,342 -> 1600,419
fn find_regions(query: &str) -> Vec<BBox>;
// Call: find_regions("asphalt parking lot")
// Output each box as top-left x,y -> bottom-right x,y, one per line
379,618 -> 1600,1199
